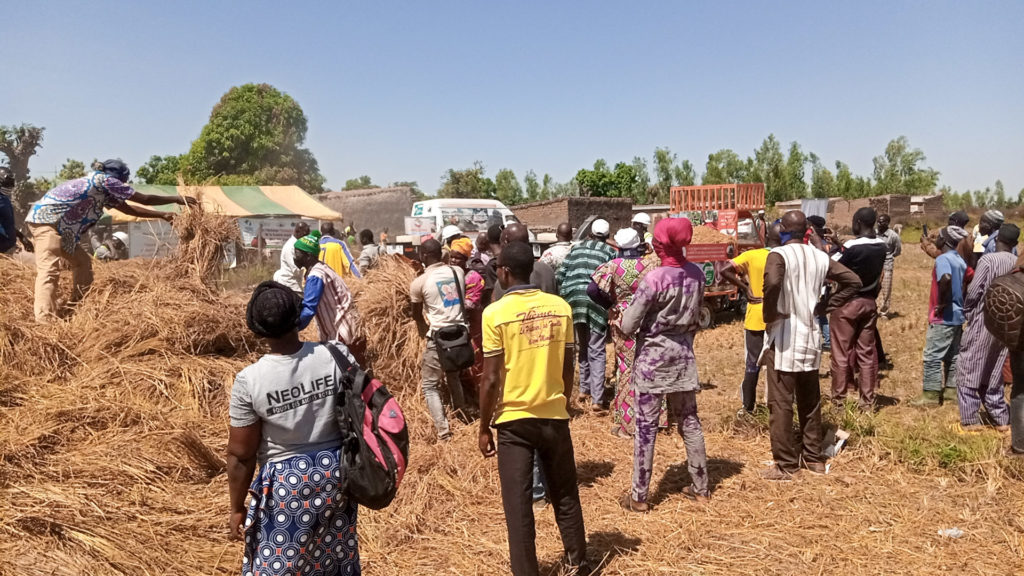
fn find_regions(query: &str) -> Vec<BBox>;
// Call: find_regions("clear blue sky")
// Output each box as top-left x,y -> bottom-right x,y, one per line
4,1 -> 1022,196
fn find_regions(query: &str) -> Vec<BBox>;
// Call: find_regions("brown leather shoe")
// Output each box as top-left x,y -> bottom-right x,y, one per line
619,493 -> 649,513
760,465 -> 796,482
682,486 -> 711,503
801,461 -> 827,475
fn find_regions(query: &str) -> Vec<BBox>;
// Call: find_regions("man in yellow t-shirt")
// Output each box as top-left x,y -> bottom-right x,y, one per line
318,223 -> 362,279
478,241 -> 588,576
721,222 -> 782,414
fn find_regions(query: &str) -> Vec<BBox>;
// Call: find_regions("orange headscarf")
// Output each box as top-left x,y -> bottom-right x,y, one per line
451,237 -> 474,257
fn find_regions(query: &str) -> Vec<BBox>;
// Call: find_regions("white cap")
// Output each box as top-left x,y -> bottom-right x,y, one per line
614,228 -> 640,250
112,231 -> 129,244
591,219 -> 610,237
441,225 -> 462,242
632,212 -> 651,226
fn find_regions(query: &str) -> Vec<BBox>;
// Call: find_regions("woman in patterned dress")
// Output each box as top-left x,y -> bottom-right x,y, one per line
589,228 -> 664,438
228,282 -> 361,576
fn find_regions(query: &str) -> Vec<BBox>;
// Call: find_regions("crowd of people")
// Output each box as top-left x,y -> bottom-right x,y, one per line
6,162 -> 1023,576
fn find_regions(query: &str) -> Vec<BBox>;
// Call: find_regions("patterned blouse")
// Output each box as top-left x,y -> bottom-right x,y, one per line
27,172 -> 135,254
592,253 -> 660,329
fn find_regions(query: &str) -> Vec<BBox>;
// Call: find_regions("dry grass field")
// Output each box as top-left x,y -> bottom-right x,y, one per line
2,246 -> 1023,575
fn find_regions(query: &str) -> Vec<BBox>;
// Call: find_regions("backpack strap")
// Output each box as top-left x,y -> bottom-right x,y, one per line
449,266 -> 466,321
325,343 -> 356,390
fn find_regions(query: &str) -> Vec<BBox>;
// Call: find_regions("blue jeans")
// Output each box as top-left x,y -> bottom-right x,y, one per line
818,315 -> 831,350
922,323 -> 963,392
575,323 -> 607,404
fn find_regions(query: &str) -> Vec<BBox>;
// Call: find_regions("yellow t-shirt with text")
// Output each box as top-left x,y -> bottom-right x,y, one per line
482,289 -> 573,425
731,247 -> 770,332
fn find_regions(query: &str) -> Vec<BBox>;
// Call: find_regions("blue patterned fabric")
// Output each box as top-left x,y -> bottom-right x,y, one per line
26,171 -> 135,254
243,448 -> 360,576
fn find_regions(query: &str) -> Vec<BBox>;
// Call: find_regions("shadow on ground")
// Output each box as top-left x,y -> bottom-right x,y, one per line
540,530 -> 642,576
649,457 -> 744,504
576,460 -> 615,487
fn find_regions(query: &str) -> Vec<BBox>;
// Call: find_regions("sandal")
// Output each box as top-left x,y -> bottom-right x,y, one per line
619,493 -> 649,513
681,486 -> 711,503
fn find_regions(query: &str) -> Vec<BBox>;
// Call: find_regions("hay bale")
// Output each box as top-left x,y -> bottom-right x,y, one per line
353,256 -> 423,389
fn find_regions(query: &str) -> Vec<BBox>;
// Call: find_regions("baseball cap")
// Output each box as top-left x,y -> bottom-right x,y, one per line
632,213 -> 651,226
112,231 -> 129,244
591,219 -> 610,237
614,228 -> 641,250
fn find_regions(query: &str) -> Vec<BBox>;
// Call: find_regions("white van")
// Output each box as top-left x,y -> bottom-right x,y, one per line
408,198 -> 521,236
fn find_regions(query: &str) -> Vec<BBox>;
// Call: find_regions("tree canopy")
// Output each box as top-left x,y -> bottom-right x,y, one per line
343,175 -> 378,190
181,83 -> 325,191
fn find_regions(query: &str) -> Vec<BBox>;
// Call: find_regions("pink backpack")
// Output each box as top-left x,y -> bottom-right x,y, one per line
327,344 -> 408,510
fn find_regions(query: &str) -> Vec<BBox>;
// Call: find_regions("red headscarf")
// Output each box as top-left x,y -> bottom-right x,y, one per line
652,217 -> 693,268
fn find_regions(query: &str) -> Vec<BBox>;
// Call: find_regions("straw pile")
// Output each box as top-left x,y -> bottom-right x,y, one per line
170,188 -> 239,289
691,225 -> 734,244
0,207 -> 258,575
351,256 -> 423,388
4,231 -> 1024,574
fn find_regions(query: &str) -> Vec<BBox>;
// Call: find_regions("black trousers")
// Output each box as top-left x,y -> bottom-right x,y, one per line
496,418 -> 587,576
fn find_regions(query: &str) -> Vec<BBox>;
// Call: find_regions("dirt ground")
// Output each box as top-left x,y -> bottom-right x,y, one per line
354,248 -> 1024,575
2,247 -> 1023,575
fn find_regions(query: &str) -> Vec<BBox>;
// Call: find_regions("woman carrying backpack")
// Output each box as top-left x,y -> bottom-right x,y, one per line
227,281 -> 361,576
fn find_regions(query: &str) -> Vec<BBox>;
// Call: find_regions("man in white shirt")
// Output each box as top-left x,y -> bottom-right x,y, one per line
411,239 -> 469,441
273,222 -> 310,294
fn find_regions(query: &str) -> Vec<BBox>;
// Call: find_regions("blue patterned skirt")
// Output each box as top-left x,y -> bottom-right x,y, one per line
243,448 -> 360,576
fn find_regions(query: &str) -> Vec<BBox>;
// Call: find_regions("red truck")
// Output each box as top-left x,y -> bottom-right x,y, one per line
668,183 -> 767,328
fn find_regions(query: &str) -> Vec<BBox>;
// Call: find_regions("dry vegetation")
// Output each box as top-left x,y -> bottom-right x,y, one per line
1,238 -> 1023,574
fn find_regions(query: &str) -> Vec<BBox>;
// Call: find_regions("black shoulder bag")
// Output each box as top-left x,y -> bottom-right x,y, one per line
431,267 -> 475,371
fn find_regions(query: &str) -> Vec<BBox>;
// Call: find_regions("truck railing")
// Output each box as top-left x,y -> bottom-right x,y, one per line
670,183 -> 765,213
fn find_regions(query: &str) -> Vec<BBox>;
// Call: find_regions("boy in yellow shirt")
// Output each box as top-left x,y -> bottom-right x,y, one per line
721,222 -> 782,414
478,241 -> 589,576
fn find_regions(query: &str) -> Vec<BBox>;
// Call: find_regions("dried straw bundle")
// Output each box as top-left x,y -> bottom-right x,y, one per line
352,256 -> 423,389
691,225 -> 735,244
169,187 -> 239,288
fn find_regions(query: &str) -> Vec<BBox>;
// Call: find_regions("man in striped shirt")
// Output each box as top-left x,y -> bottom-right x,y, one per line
557,218 -> 617,410
293,234 -> 367,364
761,211 -> 861,481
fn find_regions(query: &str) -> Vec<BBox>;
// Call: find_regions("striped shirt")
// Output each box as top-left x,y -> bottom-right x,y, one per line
556,239 -> 617,330
762,243 -> 860,372
299,262 -> 363,345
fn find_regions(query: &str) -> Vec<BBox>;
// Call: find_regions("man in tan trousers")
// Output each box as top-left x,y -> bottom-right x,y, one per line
25,159 -> 193,321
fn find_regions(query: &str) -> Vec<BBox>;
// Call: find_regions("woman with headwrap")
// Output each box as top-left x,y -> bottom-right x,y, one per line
450,237 -> 484,405
619,218 -> 710,511
588,227 -> 665,438
227,281 -> 361,575
25,159 -> 195,321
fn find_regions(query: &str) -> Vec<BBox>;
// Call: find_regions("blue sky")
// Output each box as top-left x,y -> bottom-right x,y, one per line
4,1 -> 1022,195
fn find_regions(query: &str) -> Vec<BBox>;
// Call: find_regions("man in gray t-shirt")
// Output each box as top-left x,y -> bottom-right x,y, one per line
230,341 -> 355,465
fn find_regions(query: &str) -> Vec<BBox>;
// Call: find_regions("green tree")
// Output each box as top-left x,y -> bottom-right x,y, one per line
610,162 -> 640,199
834,161 -> 871,199
780,141 -> 807,200
183,83 -> 325,191
994,180 -> 1006,208
673,159 -> 696,187
653,147 -> 677,201
494,168 -> 523,205
549,177 -> 580,198
576,159 -> 614,197
871,136 -> 939,196
630,156 -> 650,203
976,187 -> 992,208
343,175 -> 378,190
136,154 -> 184,185
0,123 -> 45,220
541,173 -> 553,200
702,149 -> 748,185
943,190 -> 961,211
58,158 -> 86,181
809,154 -> 836,199
523,170 -> 541,203
961,190 -> 975,209
1019,187 -> 1024,205
751,134 -> 786,204
437,161 -> 496,199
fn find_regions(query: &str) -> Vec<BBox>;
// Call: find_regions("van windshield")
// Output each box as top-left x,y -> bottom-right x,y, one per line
441,208 -> 506,232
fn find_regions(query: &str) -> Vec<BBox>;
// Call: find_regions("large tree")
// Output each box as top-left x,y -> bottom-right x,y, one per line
780,141 -> 807,200
183,83 -> 325,191
750,135 -> 786,204
871,136 -> 939,196
0,123 -> 45,219
437,162 -> 496,199
702,149 -> 749,185
652,147 -> 696,202
523,170 -> 541,203
494,168 -> 523,206
630,156 -> 651,203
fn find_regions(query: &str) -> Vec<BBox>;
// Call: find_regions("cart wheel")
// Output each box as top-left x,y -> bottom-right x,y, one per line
698,304 -> 714,330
